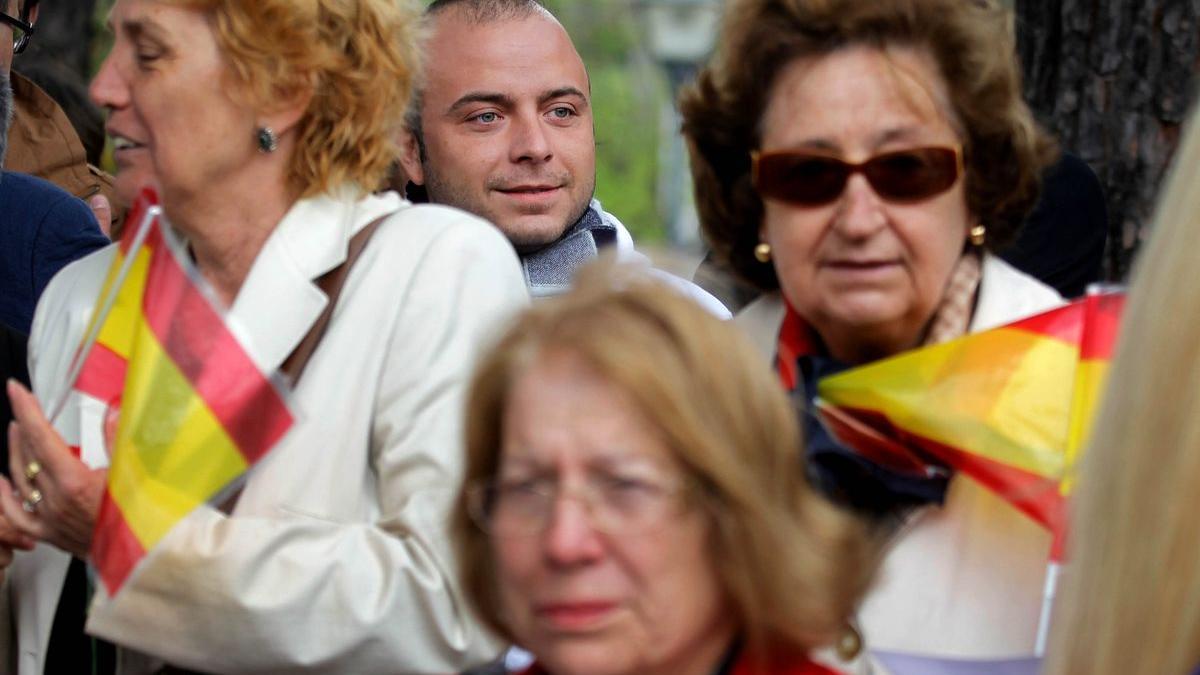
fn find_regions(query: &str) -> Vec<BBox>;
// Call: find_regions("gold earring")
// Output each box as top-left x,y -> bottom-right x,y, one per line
969,225 -> 986,247
836,623 -> 863,660
754,242 -> 772,263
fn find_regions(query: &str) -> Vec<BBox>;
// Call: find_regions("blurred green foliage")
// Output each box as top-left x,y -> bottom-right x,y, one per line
92,0 -> 114,77
87,0 -> 669,241
547,0 -> 667,242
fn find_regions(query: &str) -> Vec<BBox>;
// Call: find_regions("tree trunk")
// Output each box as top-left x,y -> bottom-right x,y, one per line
19,0 -> 100,85
1014,0 -> 1200,280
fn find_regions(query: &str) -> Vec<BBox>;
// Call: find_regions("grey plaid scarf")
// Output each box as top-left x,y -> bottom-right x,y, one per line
521,205 -> 617,298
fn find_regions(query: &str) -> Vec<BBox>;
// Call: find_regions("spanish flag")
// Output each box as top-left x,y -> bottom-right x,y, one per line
72,192 -> 294,594
814,291 -> 1124,546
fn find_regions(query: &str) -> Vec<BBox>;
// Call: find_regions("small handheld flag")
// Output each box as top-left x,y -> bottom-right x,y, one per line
814,290 -> 1125,655
814,290 -> 1125,540
72,191 -> 295,594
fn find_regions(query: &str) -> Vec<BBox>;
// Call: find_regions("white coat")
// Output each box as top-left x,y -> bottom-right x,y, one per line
1,188 -> 530,674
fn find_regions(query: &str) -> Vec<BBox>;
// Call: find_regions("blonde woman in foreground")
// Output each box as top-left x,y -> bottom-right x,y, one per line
1044,106 -> 1200,674
454,264 -> 878,675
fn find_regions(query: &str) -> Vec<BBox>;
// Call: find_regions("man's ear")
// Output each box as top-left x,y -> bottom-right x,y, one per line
25,1 -> 38,24
398,129 -> 426,186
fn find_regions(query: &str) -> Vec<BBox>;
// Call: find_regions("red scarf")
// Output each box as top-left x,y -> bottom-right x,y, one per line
775,298 -> 817,391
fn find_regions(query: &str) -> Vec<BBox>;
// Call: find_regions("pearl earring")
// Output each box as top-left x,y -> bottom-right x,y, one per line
969,225 -> 986,247
754,242 -> 772,263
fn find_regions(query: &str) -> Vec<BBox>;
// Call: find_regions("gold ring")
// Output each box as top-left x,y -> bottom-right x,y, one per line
24,460 -> 41,482
20,489 -> 41,513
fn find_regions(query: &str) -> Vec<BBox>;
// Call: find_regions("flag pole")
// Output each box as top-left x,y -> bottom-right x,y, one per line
1036,284 -> 1123,656
46,205 -> 161,426
1035,560 -> 1060,655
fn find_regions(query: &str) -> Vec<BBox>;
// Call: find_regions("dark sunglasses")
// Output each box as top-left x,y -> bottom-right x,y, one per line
752,146 -> 964,207
0,10 -> 34,54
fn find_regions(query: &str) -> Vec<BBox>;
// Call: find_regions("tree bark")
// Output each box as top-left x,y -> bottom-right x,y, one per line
1015,0 -> 1200,280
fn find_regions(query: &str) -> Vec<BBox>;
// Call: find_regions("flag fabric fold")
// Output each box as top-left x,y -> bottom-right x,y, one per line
814,290 -> 1125,545
72,192 -> 295,594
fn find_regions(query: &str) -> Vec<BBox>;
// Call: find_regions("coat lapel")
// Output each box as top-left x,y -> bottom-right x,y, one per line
227,188 -> 402,375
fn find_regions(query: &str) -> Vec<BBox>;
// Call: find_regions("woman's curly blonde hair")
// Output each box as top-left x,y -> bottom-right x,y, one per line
166,0 -> 420,198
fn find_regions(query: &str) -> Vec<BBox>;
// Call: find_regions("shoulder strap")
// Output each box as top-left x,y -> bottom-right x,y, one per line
281,213 -> 389,386
209,213 -> 391,520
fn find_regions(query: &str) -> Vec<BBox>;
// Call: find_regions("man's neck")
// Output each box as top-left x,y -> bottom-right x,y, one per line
518,202 -> 615,298
516,201 -> 604,257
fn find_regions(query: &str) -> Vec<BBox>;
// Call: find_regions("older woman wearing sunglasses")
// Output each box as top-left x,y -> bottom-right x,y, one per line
682,0 -> 1063,664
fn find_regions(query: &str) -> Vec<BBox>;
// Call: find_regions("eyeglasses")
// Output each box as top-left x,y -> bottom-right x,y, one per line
0,10 -> 34,54
751,146 -> 964,207
466,472 -> 692,537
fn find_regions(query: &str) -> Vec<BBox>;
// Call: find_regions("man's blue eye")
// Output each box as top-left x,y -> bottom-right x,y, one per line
475,112 -> 499,124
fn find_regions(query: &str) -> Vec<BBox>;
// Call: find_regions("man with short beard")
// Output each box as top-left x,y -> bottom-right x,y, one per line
399,0 -> 727,315
0,0 -> 107,335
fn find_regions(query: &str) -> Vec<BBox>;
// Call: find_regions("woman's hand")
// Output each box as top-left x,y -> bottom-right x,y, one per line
0,379 -> 107,559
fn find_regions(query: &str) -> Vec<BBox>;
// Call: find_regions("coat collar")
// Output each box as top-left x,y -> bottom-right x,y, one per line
970,253 -> 1064,332
227,186 -> 402,374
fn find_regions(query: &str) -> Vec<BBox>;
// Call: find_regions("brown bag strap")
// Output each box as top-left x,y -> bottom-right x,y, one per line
280,213 -> 389,385
210,214 -> 389,520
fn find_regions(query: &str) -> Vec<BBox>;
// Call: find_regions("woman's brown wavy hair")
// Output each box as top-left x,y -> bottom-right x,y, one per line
680,0 -> 1057,291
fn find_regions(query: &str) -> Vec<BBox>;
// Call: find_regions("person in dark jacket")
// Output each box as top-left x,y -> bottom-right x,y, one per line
999,153 -> 1108,299
2,0 -> 108,335
0,170 -> 109,335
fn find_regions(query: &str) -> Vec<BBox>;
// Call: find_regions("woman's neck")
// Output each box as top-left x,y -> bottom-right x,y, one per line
165,182 -> 296,307
645,622 -> 739,675
816,320 -> 926,365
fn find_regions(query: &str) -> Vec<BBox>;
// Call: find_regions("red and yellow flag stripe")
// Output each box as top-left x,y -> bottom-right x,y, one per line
79,196 -> 293,593
815,292 -> 1124,540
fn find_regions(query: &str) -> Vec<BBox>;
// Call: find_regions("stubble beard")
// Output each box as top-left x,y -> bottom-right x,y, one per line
421,159 -> 596,253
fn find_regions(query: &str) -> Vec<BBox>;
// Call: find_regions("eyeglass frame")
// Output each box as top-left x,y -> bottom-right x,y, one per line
465,470 -> 699,538
1,0 -> 37,54
750,144 -> 966,207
